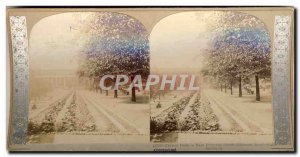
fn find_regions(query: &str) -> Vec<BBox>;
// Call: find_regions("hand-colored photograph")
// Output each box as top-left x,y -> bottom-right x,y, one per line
7,7 -> 294,151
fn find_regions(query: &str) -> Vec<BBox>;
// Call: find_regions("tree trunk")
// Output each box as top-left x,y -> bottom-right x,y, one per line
221,84 -> 223,92
104,80 -> 108,96
230,81 -> 233,95
255,75 -> 260,101
113,78 -> 118,98
131,76 -> 136,102
131,86 -> 136,102
114,89 -> 118,98
225,84 -> 227,93
100,88 -> 102,94
238,77 -> 242,97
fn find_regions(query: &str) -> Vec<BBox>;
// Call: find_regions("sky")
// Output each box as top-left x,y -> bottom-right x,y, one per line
150,12 -> 211,73
29,13 -> 90,72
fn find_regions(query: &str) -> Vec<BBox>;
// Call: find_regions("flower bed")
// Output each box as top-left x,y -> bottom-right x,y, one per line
28,92 -> 97,137
150,92 -> 220,134
55,93 -> 96,132
28,96 -> 68,135
178,93 -> 219,131
150,93 -> 195,133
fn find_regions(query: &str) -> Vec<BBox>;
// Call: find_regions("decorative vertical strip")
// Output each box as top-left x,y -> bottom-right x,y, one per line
273,16 -> 291,145
9,16 -> 29,144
